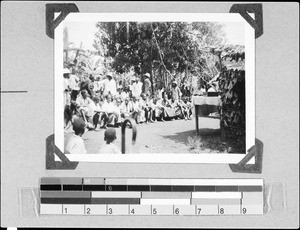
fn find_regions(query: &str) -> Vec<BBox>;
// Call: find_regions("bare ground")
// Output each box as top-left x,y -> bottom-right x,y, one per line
64,116 -> 244,154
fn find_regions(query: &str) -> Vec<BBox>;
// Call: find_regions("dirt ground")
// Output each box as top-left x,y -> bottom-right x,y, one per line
64,116 -> 227,154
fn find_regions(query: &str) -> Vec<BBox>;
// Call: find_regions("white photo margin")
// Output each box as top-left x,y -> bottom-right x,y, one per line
54,13 -> 255,164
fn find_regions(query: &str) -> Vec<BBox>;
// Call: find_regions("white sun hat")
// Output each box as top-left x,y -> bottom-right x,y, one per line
63,68 -> 70,74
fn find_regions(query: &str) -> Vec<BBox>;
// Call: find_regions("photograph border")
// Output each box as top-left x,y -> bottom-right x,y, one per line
55,13 -> 255,164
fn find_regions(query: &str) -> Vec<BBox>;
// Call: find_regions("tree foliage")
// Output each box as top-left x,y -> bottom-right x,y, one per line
218,45 -> 245,143
93,21 -> 227,89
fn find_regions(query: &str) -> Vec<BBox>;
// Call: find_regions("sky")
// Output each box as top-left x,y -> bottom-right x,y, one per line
64,21 -> 245,51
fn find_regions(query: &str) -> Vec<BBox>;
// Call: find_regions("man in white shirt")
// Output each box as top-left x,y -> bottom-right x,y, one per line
66,118 -> 87,154
75,90 -> 93,124
120,97 -> 134,119
131,77 -> 143,98
102,94 -> 119,127
69,70 -> 80,101
63,68 -> 71,106
103,72 -> 117,96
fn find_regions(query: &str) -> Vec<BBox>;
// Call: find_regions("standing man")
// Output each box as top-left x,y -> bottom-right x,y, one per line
103,72 -> 117,97
170,80 -> 182,102
80,74 -> 94,97
63,68 -> 71,106
142,73 -> 152,96
69,68 -> 80,101
131,76 -> 143,98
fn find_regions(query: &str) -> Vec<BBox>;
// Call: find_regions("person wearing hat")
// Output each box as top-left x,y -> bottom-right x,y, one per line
63,68 -> 71,107
97,128 -> 121,154
170,80 -> 182,102
102,72 -> 117,97
66,117 -> 87,154
142,73 -> 152,96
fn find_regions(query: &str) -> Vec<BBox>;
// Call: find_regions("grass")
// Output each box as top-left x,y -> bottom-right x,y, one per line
187,132 -> 246,154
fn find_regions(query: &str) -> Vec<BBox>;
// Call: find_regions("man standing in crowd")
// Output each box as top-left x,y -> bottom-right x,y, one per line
142,73 -> 152,96
170,80 -> 182,101
69,68 -> 80,101
103,72 -> 117,97
131,76 -> 143,98
63,68 -> 71,106
80,74 -> 94,97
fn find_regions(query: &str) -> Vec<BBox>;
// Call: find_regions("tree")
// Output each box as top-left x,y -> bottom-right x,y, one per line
93,21 -> 227,91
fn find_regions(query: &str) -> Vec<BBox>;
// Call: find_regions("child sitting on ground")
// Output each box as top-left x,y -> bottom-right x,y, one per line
97,128 -> 121,154
66,118 -> 87,154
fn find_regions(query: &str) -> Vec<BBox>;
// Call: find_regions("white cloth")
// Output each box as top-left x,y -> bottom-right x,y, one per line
193,87 -> 206,95
120,102 -> 133,115
131,82 -> 143,98
76,96 -> 93,107
88,101 -> 103,117
121,91 -> 129,100
98,143 -> 121,154
66,135 -> 87,154
76,96 -> 93,114
132,101 -> 140,111
69,74 -> 80,90
64,78 -> 70,91
139,98 -> 147,109
63,78 -> 70,106
192,96 -> 221,106
208,87 -> 217,92
102,101 -> 117,113
93,81 -> 101,92
103,79 -> 117,96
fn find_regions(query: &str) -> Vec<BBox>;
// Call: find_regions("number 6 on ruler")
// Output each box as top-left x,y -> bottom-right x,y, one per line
152,208 -> 157,215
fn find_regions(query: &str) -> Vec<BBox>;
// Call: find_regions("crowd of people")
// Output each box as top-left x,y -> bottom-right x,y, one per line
63,67 -> 221,155
63,68 -> 195,131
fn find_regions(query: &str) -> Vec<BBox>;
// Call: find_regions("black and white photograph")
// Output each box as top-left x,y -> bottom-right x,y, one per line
55,13 -> 255,163
1,2 -> 299,228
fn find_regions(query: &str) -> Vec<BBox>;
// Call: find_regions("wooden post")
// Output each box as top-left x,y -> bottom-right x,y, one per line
195,105 -> 199,135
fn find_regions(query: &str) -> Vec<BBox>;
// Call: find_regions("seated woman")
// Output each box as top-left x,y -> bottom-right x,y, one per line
158,92 -> 175,120
102,94 -> 119,127
151,97 -> 163,122
180,98 -> 192,120
90,96 -> 108,130
171,98 -> 184,119
114,97 -> 122,127
139,93 -> 154,123
120,97 -> 134,122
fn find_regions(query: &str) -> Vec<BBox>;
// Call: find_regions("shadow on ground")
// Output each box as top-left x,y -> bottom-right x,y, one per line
160,128 -> 220,145
161,128 -> 245,154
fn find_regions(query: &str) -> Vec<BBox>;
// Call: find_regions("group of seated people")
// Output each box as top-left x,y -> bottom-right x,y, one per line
69,89 -> 193,130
